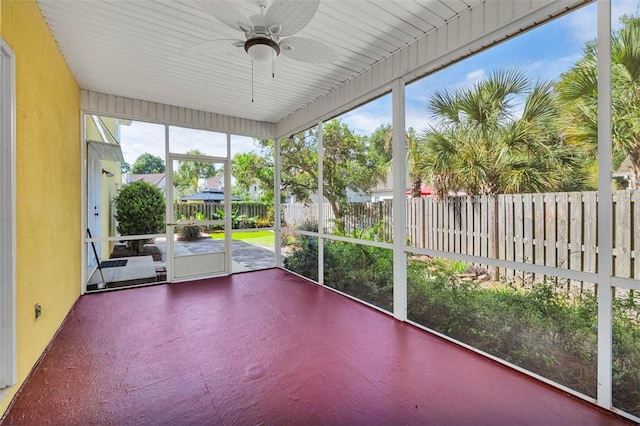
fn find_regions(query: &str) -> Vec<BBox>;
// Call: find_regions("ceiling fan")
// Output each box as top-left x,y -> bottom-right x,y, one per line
190,0 -> 338,66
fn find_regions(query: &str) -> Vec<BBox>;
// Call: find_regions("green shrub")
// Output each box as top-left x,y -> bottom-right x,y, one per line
283,229 -> 393,311
256,206 -> 275,228
113,181 -> 165,255
323,241 -> 393,311
612,292 -> 640,416
283,234 -> 318,281
407,258 -> 603,398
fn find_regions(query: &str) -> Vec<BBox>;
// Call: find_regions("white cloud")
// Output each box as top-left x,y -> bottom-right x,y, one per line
465,69 -> 485,85
120,121 -> 165,165
230,135 -> 261,157
405,109 -> 436,134
567,1 -> 640,43
567,6 -> 597,43
613,1 -> 640,28
341,112 -> 391,136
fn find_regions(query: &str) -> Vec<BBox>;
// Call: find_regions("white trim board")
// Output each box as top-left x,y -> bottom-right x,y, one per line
0,37 -> 17,392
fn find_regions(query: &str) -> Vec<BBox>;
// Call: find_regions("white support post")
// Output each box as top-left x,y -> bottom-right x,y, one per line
317,120 -> 324,285
165,125 -> 174,282
596,0 -> 613,410
274,137 -> 282,268
392,78 -> 407,321
225,132 -> 232,274
80,111 -> 88,294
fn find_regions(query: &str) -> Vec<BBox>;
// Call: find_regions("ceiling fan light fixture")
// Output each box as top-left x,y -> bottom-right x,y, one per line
244,37 -> 280,63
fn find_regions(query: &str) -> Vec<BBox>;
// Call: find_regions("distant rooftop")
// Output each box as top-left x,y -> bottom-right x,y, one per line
181,189 -> 240,203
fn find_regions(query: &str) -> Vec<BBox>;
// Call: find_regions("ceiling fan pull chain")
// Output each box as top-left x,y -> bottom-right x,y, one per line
251,59 -> 255,103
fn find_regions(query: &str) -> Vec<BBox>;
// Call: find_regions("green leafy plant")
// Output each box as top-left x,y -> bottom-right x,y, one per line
406,258 -> 606,399
113,181 -> 165,255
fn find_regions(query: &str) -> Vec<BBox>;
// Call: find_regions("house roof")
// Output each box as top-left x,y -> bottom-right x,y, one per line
617,155 -> 633,173
35,0 -> 583,136
181,189 -> 240,202
204,174 -> 224,190
130,173 -> 166,187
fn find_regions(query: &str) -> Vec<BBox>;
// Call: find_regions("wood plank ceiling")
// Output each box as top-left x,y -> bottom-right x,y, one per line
35,0 -> 479,124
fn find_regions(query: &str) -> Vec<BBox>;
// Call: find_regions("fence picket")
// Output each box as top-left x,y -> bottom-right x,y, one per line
533,193 -> 545,282
615,191 -> 632,278
557,193 -> 569,272
473,196 -> 482,262
480,196 -> 488,260
583,192 -> 597,273
443,198 -> 450,252
569,192 -> 583,272
466,196 -> 473,257
545,194 -> 557,269
504,194 -> 515,280
523,194 -> 533,283
634,191 -> 640,279
513,194 -> 524,282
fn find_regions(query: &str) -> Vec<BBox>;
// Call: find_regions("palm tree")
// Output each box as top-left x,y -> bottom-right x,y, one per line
419,69 -> 587,197
379,126 -> 425,198
557,15 -> 640,189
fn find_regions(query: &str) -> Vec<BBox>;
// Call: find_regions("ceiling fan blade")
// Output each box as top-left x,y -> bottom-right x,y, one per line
266,0 -> 320,37
280,37 -> 338,63
188,39 -> 244,55
194,0 -> 253,33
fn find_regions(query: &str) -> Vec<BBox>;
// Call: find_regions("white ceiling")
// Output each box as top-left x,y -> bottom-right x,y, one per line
36,0 -> 481,124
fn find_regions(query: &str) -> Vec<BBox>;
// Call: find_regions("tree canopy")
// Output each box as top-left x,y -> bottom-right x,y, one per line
419,69 -> 590,197
130,152 -> 165,174
556,14 -> 640,189
173,149 -> 217,196
231,151 -> 274,202
259,119 -> 388,232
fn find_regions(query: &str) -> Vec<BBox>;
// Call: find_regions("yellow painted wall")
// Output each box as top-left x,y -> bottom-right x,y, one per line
0,0 -> 81,416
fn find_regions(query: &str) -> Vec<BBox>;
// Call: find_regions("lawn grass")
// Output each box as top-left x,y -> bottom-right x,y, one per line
210,230 -> 275,247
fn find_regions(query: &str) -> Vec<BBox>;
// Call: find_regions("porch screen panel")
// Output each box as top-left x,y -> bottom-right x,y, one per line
407,254 -> 598,399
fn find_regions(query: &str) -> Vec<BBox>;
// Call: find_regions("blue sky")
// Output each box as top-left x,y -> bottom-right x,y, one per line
341,2 -> 604,136
120,1 -> 638,164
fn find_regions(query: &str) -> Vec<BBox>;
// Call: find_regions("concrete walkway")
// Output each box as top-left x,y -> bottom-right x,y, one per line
89,236 -> 276,289
153,236 -> 276,273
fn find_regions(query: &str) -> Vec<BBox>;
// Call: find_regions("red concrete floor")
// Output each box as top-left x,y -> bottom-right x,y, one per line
1,269 -> 633,425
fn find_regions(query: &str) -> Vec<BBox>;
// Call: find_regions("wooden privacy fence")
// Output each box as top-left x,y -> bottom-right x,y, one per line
284,190 -> 640,281
282,200 -> 393,240
409,190 -> 639,281
174,202 -> 268,220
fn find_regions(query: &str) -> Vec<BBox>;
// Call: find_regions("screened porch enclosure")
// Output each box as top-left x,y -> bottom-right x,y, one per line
22,0 -> 638,422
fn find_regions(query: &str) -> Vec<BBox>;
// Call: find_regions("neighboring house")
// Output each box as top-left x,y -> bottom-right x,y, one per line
204,173 -> 224,190
613,155 -> 637,189
248,179 -> 263,200
129,173 -> 167,194
368,175 -> 435,202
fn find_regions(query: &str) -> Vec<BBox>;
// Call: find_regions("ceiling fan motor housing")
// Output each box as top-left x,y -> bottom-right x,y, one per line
244,37 -> 281,63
